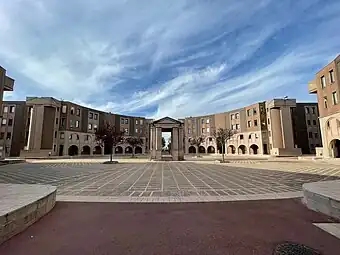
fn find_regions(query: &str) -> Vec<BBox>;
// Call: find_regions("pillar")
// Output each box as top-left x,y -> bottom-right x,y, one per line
270,108 -> 284,148
171,127 -> 179,160
156,127 -> 162,160
178,127 -> 184,160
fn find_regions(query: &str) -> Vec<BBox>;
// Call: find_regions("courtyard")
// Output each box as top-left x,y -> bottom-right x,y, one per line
1,159 -> 340,199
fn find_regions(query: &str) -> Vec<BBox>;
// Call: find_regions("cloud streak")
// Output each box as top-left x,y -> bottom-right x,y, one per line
0,0 -> 339,119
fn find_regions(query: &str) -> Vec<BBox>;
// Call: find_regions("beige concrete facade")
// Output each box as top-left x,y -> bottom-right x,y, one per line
309,55 -> 340,158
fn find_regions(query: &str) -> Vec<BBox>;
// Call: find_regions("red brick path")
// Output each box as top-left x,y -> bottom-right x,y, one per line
1,199 -> 339,255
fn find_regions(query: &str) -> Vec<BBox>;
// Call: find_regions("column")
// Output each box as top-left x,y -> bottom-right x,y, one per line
178,127 -> 184,160
172,127 -> 179,160
270,108 -> 284,149
156,127 -> 162,160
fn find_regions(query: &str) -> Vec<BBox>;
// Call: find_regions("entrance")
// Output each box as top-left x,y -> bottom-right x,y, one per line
330,139 -> 340,158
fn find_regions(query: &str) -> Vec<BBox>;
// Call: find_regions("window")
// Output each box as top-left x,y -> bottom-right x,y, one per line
89,112 -> 93,119
248,134 -> 252,139
247,109 -> 251,116
70,107 -> 75,115
321,75 -> 326,88
0,133 -> 4,139
76,120 -> 80,128
201,119 -> 204,124
62,105 -> 67,113
309,132 -> 313,138
6,132 -> 11,140
1,119 -> 7,125
253,108 -> 257,115
10,106 -> 15,113
315,133 -> 319,138
324,97 -> 328,109
76,108 -> 80,116
240,134 -> 244,140
121,118 -> 124,124
60,132 -> 65,139
202,128 -> 205,133
125,119 -> 128,124
330,70 -> 335,83
140,129 -> 143,134
188,128 -> 191,134
8,119 -> 13,126
57,107 -> 60,112
69,134 -> 72,140
209,137 -> 212,142
307,120 -> 311,126
61,118 -> 66,127
232,124 -> 236,130
88,124 -> 92,130
313,120 -> 317,126
54,131 -> 57,138
135,128 -> 138,133
140,119 -> 143,125
70,120 -> 73,128
247,120 -> 252,127
136,120 -> 139,125
312,107 -> 316,114
207,127 -> 210,133
236,124 -> 240,129
85,135 -> 89,141
268,118 -> 270,125
206,119 -> 210,124
124,128 -> 128,133
254,120 -> 258,126
305,107 -> 310,114
332,91 -> 338,105
56,118 -> 59,125
76,134 -> 79,140
3,106 -> 8,113
269,131 -> 271,137
94,114 -> 98,120
235,113 -> 240,119
54,145 -> 56,152
231,114 -> 235,120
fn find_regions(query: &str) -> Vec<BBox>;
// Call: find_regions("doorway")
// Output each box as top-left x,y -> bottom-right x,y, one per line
162,130 -> 172,155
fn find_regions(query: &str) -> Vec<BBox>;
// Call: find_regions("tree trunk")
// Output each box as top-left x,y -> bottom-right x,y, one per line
110,145 -> 113,162
132,146 -> 135,158
222,142 -> 225,162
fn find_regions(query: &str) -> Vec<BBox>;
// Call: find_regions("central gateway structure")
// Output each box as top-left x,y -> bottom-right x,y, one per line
150,117 -> 185,161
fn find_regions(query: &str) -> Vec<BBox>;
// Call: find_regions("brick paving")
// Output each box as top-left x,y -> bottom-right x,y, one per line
0,161 -> 339,197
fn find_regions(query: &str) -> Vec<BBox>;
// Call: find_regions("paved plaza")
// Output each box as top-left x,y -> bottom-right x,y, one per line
0,160 -> 339,198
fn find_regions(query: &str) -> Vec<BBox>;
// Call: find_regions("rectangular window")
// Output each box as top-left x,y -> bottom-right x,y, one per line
324,97 -> 328,109
247,109 -> 251,116
201,119 -> 204,124
124,128 -> 128,133
253,108 -> 257,115
307,120 -> 311,126
240,134 -> 244,140
70,120 -> 73,128
88,124 -> 92,130
54,145 -> 56,152
0,132 -> 4,139
235,113 -> 240,119
312,107 -> 316,114
60,133 -> 65,139
207,127 -> 210,133
56,118 -> 59,125
247,120 -> 252,127
140,119 -> 143,125
8,119 -> 13,126
1,119 -> 7,125
136,120 -> 139,125
89,112 -> 93,119
315,133 -> 319,138
135,128 -> 138,133
321,75 -> 326,88
3,106 -> 8,113
332,91 -> 338,105
268,118 -> 270,125
121,118 -> 124,124
254,119 -> 258,126
76,108 -> 80,116
309,132 -> 313,138
140,129 -> 143,134
206,119 -> 210,124
6,132 -> 11,140
305,107 -> 310,114
54,131 -> 57,138
188,128 -> 191,134
76,120 -> 80,128
94,114 -> 98,120
313,120 -> 317,126
202,128 -> 205,133
70,107 -> 75,115
125,119 -> 128,124
10,106 -> 15,113
236,124 -> 240,129
62,105 -> 67,113
330,70 -> 335,83
231,114 -> 235,120
232,124 -> 236,130
61,118 -> 66,127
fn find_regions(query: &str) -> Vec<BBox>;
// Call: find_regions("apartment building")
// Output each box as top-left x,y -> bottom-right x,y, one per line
308,54 -> 340,158
0,66 -> 15,158
3,97 -> 150,157
184,99 -> 320,156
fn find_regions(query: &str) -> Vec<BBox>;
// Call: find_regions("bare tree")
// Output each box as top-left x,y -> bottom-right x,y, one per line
213,128 -> 234,162
189,136 -> 205,156
125,137 -> 144,158
95,122 -> 124,163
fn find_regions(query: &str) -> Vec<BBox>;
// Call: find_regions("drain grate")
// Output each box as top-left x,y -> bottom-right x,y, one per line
273,242 -> 322,255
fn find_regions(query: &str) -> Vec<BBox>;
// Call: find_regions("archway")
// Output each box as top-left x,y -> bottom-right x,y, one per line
125,146 -> 133,154
249,144 -> 259,155
93,146 -> 102,155
330,139 -> 340,158
188,146 -> 196,154
198,146 -> 206,154
228,145 -> 236,154
238,145 -> 246,155
68,145 -> 79,156
135,146 -> 142,154
82,145 -> 91,155
207,146 -> 215,154
115,146 -> 123,154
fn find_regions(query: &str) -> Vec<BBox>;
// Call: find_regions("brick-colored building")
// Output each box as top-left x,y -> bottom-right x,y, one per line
308,54 -> 340,157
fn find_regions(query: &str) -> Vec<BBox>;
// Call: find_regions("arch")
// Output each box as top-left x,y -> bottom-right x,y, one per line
188,146 -> 196,154
198,146 -> 206,154
68,145 -> 79,156
135,146 -> 142,154
82,145 -> 91,155
228,145 -> 236,154
330,139 -> 340,158
249,144 -> 259,155
115,146 -> 123,154
93,146 -> 102,155
207,146 -> 215,154
125,146 -> 133,154
238,145 -> 247,155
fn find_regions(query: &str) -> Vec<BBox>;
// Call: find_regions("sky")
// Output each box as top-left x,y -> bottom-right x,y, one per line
1,0 -> 339,119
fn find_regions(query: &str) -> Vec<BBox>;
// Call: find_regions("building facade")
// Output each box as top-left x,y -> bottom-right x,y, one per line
309,55 -> 340,158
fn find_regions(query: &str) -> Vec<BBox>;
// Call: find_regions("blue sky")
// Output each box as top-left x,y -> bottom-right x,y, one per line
1,0 -> 339,119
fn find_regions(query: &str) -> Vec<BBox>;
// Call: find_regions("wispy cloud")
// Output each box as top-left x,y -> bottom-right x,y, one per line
1,0 -> 339,119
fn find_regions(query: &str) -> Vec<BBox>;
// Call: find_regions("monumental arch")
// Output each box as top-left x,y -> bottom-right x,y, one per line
150,117 -> 185,161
